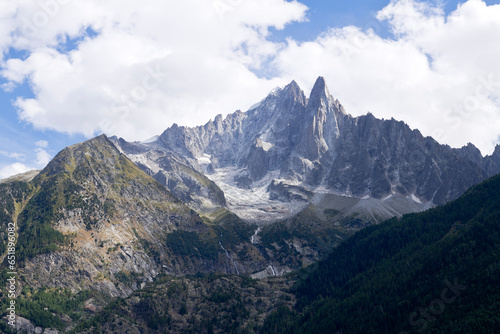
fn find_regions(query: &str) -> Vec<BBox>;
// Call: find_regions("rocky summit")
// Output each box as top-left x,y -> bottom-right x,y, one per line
113,76 -> 498,222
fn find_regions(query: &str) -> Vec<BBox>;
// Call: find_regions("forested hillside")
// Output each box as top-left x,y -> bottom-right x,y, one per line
263,173 -> 500,333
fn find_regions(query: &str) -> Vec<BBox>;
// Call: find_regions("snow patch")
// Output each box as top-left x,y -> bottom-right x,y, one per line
301,157 -> 314,169
410,194 -> 422,204
258,141 -> 273,151
206,167 -> 306,221
129,154 -> 160,173
197,153 -> 212,165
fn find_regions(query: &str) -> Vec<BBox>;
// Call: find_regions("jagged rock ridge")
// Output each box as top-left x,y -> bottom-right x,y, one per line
113,76 -> 498,221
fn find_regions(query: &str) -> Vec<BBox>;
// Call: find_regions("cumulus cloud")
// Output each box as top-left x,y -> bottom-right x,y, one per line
0,0 -> 499,155
35,148 -> 51,166
1,0 -> 307,140
0,162 -> 31,179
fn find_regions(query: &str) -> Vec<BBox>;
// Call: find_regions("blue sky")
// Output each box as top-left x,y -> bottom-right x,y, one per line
269,0 -> 393,41
1,0 -> 500,179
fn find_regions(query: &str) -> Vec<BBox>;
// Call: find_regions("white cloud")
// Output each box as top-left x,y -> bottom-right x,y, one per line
0,162 -> 31,179
1,0 -> 307,140
0,150 -> 26,161
35,148 -> 51,166
0,0 -> 499,155
35,140 -> 48,148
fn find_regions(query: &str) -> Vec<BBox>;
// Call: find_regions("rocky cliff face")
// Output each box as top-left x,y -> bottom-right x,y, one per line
0,135 -> 277,300
456,143 -> 500,178
324,112 -> 490,204
12,135 -> 193,297
114,77 -> 496,221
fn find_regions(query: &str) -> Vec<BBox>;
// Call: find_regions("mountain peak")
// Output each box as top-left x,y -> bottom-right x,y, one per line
310,76 -> 328,97
307,76 -> 331,111
37,134 -> 124,180
285,79 -> 300,91
455,142 -> 484,167
65,133 -> 115,152
313,75 -> 326,87
281,79 -> 306,105
493,144 -> 500,155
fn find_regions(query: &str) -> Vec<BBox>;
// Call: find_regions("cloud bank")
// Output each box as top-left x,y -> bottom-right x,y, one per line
1,0 -> 499,155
